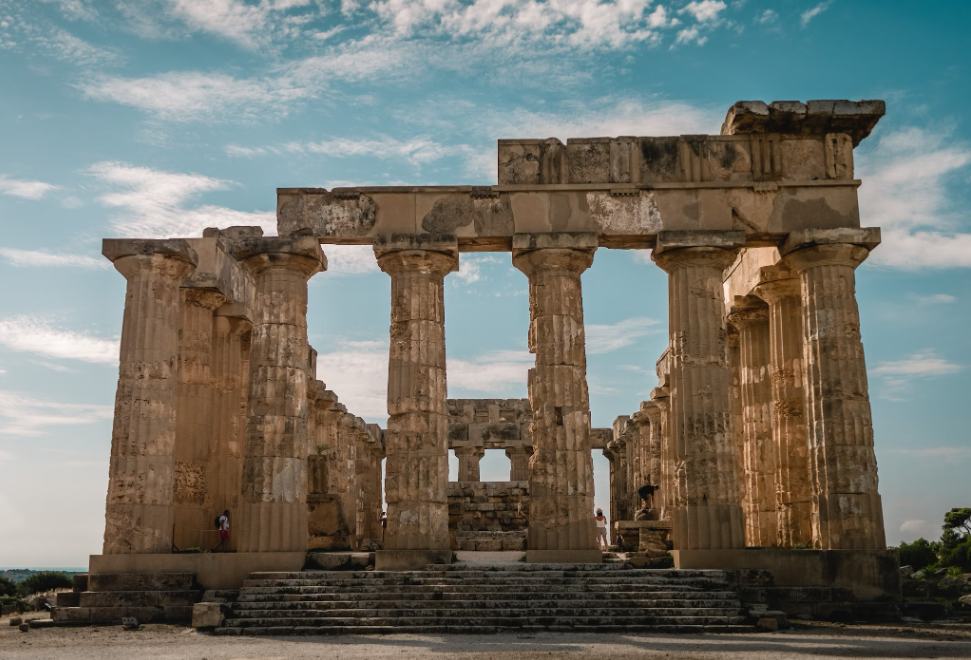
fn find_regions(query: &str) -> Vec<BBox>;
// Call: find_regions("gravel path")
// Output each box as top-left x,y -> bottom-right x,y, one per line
3,613 -> 971,659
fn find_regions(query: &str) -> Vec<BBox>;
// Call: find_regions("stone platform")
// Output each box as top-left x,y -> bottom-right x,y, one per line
86,552 -> 305,590
208,564 -> 755,634
52,572 -> 202,625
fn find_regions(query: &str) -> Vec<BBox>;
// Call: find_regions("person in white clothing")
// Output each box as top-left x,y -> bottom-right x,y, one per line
595,508 -> 608,550
215,510 -> 230,551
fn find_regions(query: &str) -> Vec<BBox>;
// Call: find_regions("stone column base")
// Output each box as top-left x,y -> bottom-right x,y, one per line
375,549 -> 452,571
526,550 -> 603,564
88,552 -> 305,590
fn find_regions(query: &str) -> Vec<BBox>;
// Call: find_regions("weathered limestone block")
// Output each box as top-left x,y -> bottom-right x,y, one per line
173,288 -> 226,551
447,481 -> 529,533
505,446 -> 532,481
233,235 -> 326,553
729,295 -> 779,548
781,228 -> 886,550
653,231 -> 746,551
615,520 -> 673,557
513,234 -> 598,555
754,266 -> 814,547
102,239 -> 198,554
376,237 -> 457,553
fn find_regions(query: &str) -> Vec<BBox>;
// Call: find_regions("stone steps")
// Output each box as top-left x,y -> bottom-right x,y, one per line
214,624 -> 755,636
214,565 -> 754,635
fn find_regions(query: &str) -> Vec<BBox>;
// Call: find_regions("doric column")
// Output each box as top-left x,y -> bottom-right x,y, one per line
172,288 -> 226,550
781,228 -> 886,550
753,265 -> 813,547
728,295 -> 779,548
638,401 -> 664,505
101,239 -> 197,554
375,237 -> 457,567
454,446 -> 485,482
650,385 -> 674,521
513,233 -> 599,562
505,446 -> 531,482
235,235 -> 325,553
602,441 -> 622,530
208,311 -> 251,553
653,231 -> 745,551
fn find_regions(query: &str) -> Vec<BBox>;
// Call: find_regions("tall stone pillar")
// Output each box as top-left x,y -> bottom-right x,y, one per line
375,236 -> 457,569
781,228 -> 886,550
653,231 -> 745,551
505,446 -> 531,482
650,385 -> 673,521
209,311 -> 251,553
235,235 -> 325,553
454,446 -> 485,481
754,266 -> 814,547
172,288 -> 226,551
102,239 -> 197,554
602,441 -> 622,533
513,233 -> 600,563
729,295 -> 779,548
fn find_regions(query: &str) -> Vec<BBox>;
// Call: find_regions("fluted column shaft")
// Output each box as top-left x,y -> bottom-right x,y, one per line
729,298 -> 779,547
784,243 -> 886,549
513,247 -> 597,553
377,249 -> 456,552
239,251 -> 323,553
651,387 -> 674,520
172,289 -> 226,550
208,314 -> 251,553
104,250 -> 196,554
755,270 -> 813,547
455,446 -> 485,481
654,247 -> 745,550
505,446 -> 531,481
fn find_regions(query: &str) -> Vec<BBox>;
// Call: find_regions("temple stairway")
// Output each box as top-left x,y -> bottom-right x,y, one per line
213,564 -> 754,635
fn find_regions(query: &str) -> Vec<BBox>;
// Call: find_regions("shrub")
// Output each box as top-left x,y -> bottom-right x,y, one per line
17,571 -> 72,597
0,576 -> 17,597
896,538 -> 938,571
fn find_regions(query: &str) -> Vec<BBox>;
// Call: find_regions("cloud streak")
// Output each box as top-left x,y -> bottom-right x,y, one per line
0,389 -> 113,437
0,248 -> 110,270
0,175 -> 58,200
587,317 -> 662,354
0,316 -> 119,364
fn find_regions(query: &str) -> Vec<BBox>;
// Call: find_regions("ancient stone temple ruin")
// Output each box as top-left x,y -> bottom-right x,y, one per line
55,100 -> 902,630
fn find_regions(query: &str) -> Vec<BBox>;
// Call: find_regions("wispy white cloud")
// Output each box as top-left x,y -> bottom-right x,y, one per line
453,255 -> 503,285
755,9 -> 777,24
0,248 -> 110,270
800,0 -> 831,27
586,317 -> 661,354
0,174 -> 58,200
37,0 -> 98,21
873,350 -> 961,378
228,136 -> 475,167
0,390 -> 113,437
858,126 -> 971,269
449,349 -> 532,393
872,349 -> 962,401
0,316 -> 119,364
680,1 -> 726,23
912,293 -> 957,305
88,162 -> 275,238
322,245 -> 380,276
316,338 -> 388,419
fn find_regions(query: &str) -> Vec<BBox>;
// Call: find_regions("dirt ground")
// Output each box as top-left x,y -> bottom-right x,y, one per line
3,612 -> 971,660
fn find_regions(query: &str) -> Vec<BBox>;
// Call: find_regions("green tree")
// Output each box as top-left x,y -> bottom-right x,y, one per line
896,538 -> 939,571
17,571 -> 72,597
944,508 -> 971,536
0,576 -> 17,597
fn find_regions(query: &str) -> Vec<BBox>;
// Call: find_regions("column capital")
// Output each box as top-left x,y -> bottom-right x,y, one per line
184,288 -> 227,310
106,239 -> 198,282
512,246 -> 595,277
783,243 -> 871,273
453,445 -> 485,457
727,294 -> 769,328
780,227 -> 881,256
504,445 -> 531,457
753,265 -> 800,303
653,245 -> 741,273
233,235 -> 327,278
376,249 -> 458,277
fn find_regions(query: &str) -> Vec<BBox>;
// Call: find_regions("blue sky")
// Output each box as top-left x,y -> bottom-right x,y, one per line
0,0 -> 969,567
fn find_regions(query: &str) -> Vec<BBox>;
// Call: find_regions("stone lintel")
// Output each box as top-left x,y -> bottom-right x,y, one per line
511,232 -> 598,252
650,386 -> 669,401
103,238 -> 198,266
721,100 -> 886,146
780,227 -> 881,255
590,428 -> 612,450
654,230 -> 746,255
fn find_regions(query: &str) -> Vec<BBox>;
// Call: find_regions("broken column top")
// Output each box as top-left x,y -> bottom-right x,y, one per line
721,100 -> 886,146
